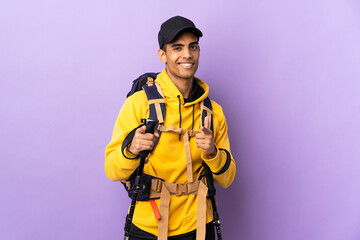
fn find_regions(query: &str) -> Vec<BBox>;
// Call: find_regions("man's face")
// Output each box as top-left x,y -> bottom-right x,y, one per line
158,31 -> 200,83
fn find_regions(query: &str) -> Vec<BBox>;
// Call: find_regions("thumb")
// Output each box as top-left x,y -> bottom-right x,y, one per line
137,125 -> 146,133
154,129 -> 160,138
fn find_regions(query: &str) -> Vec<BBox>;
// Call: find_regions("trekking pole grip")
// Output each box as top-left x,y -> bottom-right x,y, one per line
139,119 -> 159,158
123,119 -> 159,240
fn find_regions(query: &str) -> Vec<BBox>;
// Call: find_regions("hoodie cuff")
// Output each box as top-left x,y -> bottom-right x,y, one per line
122,146 -> 140,160
201,146 -> 223,173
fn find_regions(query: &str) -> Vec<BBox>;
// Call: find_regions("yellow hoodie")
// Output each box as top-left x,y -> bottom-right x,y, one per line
105,69 -> 236,236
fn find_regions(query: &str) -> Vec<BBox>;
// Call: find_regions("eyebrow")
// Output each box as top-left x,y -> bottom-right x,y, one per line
171,41 -> 199,48
171,43 -> 184,48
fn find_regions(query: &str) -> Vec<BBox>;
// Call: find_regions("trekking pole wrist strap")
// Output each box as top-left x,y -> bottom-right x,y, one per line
121,124 -> 145,160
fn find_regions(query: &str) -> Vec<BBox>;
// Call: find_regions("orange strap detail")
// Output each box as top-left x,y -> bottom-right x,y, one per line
149,200 -> 160,220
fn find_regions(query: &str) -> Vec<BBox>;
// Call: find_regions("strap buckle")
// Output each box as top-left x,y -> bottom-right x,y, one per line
151,179 -> 162,193
176,183 -> 188,196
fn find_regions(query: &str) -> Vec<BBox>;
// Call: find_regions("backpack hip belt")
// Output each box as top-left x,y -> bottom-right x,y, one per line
123,177 -> 209,240
150,179 -> 208,240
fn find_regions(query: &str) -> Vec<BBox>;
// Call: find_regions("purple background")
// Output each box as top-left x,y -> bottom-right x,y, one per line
1,1 -> 360,239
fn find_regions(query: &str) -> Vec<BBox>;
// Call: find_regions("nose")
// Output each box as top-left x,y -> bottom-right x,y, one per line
182,47 -> 193,59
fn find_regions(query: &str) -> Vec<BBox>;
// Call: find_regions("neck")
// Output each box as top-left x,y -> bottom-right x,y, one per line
166,71 -> 193,99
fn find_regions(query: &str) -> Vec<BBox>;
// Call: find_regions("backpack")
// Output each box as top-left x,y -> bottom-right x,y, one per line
122,72 -> 225,240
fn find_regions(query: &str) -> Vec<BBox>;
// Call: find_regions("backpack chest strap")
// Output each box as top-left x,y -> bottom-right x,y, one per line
158,125 -> 200,136
158,125 -> 200,183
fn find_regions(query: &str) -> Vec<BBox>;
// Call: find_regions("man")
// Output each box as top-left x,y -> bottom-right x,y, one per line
105,16 -> 236,240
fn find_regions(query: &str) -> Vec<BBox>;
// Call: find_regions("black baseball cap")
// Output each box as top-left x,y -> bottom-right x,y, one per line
158,16 -> 203,49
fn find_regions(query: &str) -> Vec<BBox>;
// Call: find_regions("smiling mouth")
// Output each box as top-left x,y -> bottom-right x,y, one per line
178,63 -> 194,69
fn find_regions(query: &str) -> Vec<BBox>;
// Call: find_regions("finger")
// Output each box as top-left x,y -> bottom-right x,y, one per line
196,141 -> 203,149
196,142 -> 210,149
135,144 -> 152,151
133,139 -> 155,150
139,140 -> 156,148
196,132 -> 208,139
136,125 -> 146,134
196,138 -> 209,145
204,116 -> 209,129
140,133 -> 156,139
201,126 -> 212,135
195,132 -> 202,139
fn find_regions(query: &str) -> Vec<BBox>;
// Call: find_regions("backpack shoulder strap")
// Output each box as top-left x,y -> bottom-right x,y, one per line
142,77 -> 166,124
200,97 -> 213,134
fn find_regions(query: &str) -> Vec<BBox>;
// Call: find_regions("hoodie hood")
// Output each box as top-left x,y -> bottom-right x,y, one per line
155,68 -> 209,107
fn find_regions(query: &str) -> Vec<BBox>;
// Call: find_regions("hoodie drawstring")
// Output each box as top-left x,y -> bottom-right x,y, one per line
192,105 -> 195,131
177,95 -> 182,141
177,95 -> 196,141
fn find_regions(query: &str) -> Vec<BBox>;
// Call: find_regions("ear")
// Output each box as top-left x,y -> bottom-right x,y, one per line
158,49 -> 167,64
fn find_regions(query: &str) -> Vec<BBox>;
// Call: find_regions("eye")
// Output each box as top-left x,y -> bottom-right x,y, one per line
190,45 -> 198,50
173,46 -> 182,51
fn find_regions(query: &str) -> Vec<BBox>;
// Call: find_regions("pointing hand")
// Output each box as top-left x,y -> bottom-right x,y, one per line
195,116 -> 217,158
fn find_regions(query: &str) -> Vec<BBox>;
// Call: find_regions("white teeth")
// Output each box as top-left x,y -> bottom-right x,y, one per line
179,63 -> 193,68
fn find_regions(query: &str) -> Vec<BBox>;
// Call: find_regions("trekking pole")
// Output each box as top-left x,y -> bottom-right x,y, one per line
124,119 -> 159,240
202,162 -> 222,240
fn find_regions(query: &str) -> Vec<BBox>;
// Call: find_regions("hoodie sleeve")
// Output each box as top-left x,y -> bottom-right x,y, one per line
201,104 -> 236,188
104,92 -> 148,181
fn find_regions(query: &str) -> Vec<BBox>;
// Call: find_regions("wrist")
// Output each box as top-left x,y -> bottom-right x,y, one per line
122,144 -> 140,159
127,144 -> 137,156
205,147 -> 217,159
